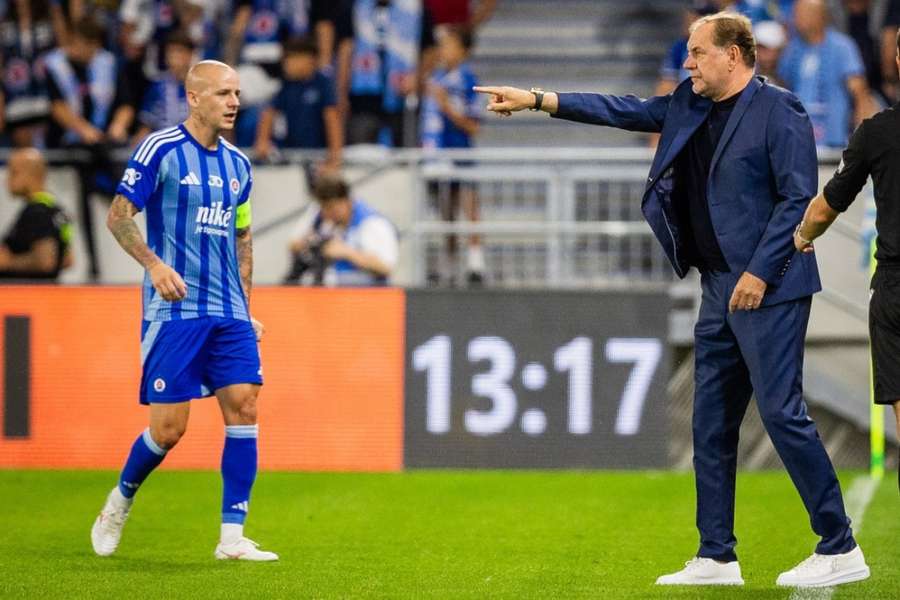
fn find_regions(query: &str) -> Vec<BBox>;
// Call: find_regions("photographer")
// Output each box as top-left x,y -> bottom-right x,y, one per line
286,175 -> 398,286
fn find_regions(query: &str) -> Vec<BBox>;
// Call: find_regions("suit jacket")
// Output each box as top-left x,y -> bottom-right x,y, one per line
553,76 -> 822,306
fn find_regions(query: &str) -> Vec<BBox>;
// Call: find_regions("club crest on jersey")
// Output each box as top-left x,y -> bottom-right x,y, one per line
153,378 -> 166,392
230,178 -> 240,194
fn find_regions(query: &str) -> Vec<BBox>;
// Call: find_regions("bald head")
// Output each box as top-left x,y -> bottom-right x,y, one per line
7,147 -> 47,198
185,60 -> 235,94
795,0 -> 829,40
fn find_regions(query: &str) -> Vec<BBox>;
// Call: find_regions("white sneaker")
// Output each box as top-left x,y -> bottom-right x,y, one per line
214,537 -> 279,561
776,545 -> 870,588
91,488 -> 131,556
656,557 -> 744,585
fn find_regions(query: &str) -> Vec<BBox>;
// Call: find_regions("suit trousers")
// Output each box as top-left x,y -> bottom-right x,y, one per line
692,270 -> 855,562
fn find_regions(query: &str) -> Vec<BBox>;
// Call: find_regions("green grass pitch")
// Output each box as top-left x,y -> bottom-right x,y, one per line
0,470 -> 896,599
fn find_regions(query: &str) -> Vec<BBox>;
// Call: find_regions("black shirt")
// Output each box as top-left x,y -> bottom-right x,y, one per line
824,103 -> 900,266
673,92 -> 738,272
0,193 -> 72,280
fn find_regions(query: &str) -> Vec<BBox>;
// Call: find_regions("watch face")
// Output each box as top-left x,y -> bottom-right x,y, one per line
404,290 -> 671,468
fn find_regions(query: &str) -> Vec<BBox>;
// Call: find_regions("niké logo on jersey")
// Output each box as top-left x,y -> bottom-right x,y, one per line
195,202 -> 233,236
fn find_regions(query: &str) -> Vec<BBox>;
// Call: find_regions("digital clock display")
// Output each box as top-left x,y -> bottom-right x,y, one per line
404,290 -> 671,468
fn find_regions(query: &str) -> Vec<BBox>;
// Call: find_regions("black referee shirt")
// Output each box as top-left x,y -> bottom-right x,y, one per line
0,192 -> 71,280
824,103 -> 900,266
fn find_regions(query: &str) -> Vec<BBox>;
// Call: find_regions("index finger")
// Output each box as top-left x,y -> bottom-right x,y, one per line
473,86 -> 503,95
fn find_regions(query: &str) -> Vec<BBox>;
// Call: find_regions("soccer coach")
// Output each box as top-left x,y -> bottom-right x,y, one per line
476,12 -> 869,588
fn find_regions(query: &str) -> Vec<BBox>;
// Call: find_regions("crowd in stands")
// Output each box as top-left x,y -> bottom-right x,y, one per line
658,0 -> 900,148
0,0 -> 497,160
1,0 -> 894,285
0,0 -> 496,284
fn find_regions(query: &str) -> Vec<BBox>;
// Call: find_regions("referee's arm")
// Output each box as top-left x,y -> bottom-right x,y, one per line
795,122 -> 872,251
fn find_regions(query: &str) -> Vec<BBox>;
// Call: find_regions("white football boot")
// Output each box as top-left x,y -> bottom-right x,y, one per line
91,487 -> 132,556
656,557 -> 744,585
214,537 -> 279,561
776,545 -> 870,588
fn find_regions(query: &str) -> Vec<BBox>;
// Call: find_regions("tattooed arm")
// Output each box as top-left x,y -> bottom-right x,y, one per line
236,226 -> 253,303
107,194 -> 186,301
237,226 -> 264,340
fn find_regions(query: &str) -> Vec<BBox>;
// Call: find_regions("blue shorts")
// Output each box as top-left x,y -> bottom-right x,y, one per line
139,317 -> 262,405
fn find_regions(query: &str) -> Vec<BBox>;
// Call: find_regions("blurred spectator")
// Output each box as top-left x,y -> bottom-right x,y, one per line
332,0 -> 355,122
829,0 -> 900,104
656,2 -> 720,97
44,16 -> 132,147
225,0 -> 335,73
285,175 -> 398,286
0,147 -> 73,280
225,0 -> 335,147
0,0 -> 66,147
119,0 -> 204,77
712,0 -> 787,22
133,30 -> 194,140
425,0 -> 497,31
194,0 -> 234,60
44,16 -> 133,280
421,25 -> 484,285
779,0 -> 877,147
61,0 -> 122,49
754,20 -> 787,85
254,37 -> 342,169
345,0 -> 437,147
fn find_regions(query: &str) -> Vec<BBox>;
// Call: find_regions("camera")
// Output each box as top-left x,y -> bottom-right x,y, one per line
283,234 -> 331,285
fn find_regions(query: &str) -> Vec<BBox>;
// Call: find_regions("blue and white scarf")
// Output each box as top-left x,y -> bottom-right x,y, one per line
44,47 -> 116,143
350,0 -> 422,113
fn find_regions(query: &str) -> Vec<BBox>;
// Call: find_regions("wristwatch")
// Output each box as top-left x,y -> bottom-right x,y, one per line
529,87 -> 545,111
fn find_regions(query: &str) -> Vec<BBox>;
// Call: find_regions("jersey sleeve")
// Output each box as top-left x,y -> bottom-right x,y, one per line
116,143 -> 163,211
823,121 -> 871,213
237,162 -> 253,206
235,160 -> 253,229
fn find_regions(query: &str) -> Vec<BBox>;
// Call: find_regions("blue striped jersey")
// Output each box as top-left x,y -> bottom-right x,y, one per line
116,124 -> 253,322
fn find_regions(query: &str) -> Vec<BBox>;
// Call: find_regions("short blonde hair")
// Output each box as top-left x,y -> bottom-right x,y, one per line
690,12 -> 757,67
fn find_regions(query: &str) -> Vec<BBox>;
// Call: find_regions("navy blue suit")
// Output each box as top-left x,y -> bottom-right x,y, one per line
554,76 -> 855,561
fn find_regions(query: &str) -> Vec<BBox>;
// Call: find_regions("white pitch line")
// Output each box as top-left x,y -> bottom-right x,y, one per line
787,475 -> 880,600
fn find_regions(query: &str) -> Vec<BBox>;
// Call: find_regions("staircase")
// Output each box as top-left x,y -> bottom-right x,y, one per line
471,0 -> 688,147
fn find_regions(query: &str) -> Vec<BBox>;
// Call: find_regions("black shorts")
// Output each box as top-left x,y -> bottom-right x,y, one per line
870,267 -> 900,405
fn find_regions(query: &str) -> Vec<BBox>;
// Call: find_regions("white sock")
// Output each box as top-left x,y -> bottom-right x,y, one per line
221,523 -> 243,544
110,486 -> 133,509
467,244 -> 485,272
